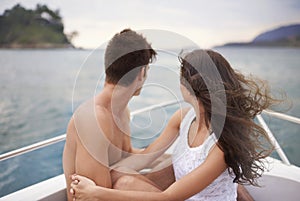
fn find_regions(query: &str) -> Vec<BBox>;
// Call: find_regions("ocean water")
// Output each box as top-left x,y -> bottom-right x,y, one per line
0,47 -> 299,197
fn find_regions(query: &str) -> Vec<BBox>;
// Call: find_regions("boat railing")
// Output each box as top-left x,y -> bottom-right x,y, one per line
0,99 -> 183,162
0,100 -> 299,166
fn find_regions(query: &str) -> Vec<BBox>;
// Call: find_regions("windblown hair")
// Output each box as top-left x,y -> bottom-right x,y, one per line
180,49 -> 278,186
105,29 -> 156,86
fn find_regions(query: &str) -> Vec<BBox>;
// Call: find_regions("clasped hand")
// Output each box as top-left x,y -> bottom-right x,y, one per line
70,174 -> 99,201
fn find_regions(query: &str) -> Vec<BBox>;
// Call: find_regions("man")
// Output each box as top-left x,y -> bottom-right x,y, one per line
63,28 -> 158,201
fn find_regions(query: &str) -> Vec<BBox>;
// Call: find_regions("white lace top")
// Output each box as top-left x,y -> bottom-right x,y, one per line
172,109 -> 237,201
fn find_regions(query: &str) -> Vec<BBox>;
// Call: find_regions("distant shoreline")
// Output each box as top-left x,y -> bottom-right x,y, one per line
0,43 -> 75,49
214,44 -> 300,49
1,45 -> 299,51
215,24 -> 300,48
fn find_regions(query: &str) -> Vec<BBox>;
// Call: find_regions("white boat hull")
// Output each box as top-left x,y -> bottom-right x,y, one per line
245,158 -> 300,201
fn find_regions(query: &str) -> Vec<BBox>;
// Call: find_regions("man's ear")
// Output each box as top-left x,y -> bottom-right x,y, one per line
138,66 -> 146,81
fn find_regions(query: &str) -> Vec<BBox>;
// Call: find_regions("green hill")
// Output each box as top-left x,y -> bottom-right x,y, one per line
0,4 -> 74,48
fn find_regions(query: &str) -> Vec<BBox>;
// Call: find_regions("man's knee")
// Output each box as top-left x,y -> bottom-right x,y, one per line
113,175 -> 136,190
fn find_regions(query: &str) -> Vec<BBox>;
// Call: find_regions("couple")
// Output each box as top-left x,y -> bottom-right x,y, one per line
63,29 -> 274,201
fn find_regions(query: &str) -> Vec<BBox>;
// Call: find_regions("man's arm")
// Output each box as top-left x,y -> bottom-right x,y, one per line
73,105 -> 113,188
63,117 -> 77,201
63,115 -> 112,201
75,132 -> 112,188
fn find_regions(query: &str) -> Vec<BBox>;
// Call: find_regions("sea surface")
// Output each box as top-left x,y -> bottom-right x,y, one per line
0,47 -> 299,197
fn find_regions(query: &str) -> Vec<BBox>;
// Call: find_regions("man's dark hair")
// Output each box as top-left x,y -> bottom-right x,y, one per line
104,29 -> 157,86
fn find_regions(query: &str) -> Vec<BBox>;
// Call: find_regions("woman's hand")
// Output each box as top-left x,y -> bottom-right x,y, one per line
70,174 -> 98,201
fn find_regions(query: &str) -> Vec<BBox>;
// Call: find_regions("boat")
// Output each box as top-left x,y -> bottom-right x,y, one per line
0,100 -> 299,200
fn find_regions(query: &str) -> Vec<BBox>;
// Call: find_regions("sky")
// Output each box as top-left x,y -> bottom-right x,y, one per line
1,0 -> 300,49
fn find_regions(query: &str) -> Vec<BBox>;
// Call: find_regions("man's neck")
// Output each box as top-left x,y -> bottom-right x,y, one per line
97,82 -> 134,114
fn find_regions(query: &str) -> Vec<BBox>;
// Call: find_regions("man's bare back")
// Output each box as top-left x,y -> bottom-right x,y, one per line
63,95 -> 134,201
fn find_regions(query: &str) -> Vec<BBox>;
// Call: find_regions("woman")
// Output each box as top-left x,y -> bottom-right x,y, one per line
70,49 -> 276,201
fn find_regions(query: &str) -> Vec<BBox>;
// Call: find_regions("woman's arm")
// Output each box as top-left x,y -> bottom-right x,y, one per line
72,145 -> 227,201
162,145 -> 227,200
111,108 -> 188,171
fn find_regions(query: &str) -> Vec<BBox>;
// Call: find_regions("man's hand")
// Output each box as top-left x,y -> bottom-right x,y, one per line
70,174 -> 98,201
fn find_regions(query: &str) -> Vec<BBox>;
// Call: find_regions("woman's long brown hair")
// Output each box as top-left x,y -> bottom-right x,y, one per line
180,49 -> 278,186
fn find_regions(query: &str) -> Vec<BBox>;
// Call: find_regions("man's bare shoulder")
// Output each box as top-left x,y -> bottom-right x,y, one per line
72,99 -> 111,127
74,99 -> 97,116
71,99 -> 112,150
94,104 -> 113,123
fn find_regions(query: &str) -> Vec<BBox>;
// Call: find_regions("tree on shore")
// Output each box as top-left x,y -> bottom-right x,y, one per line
0,4 -> 78,48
